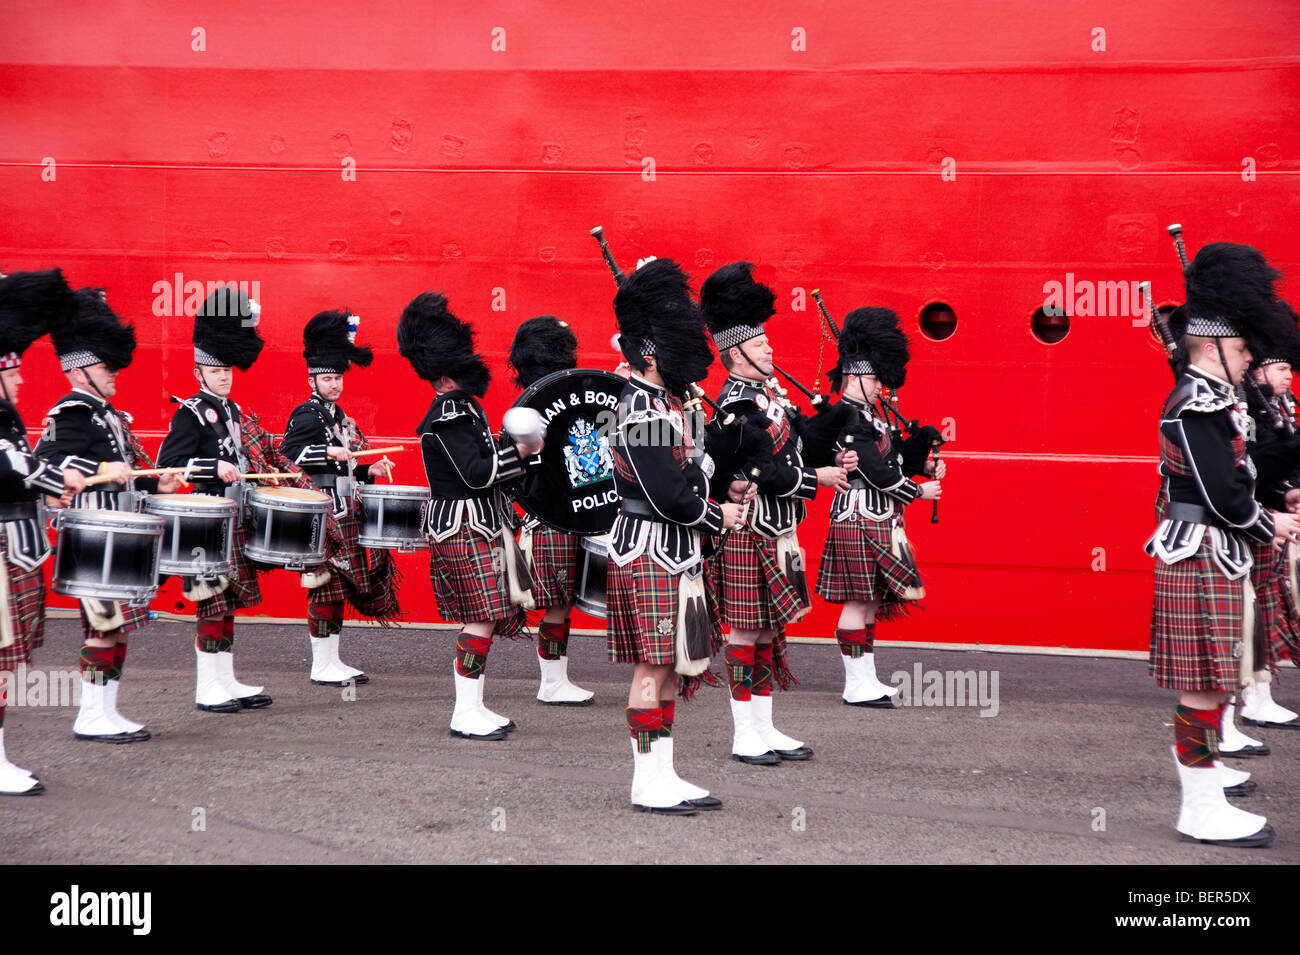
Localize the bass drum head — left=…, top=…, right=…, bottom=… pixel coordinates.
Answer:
left=512, top=368, right=624, bottom=536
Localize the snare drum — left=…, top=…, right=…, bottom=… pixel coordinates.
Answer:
left=358, top=484, right=430, bottom=552
left=52, top=508, right=165, bottom=606
left=244, top=486, right=331, bottom=570
left=573, top=533, right=610, bottom=619
left=143, top=493, right=236, bottom=579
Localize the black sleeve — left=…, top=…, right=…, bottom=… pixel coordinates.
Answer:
left=427, top=415, right=526, bottom=490
left=623, top=416, right=723, bottom=531
left=156, top=407, right=222, bottom=481
left=848, top=426, right=920, bottom=505
left=281, top=404, right=331, bottom=470
left=1172, top=410, right=1274, bottom=543
left=33, top=407, right=106, bottom=477
left=0, top=446, right=66, bottom=495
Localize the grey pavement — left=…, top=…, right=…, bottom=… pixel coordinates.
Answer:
left=4, top=616, right=1299, bottom=865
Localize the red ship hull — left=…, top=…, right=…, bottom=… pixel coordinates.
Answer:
left=3, top=0, right=1297, bottom=652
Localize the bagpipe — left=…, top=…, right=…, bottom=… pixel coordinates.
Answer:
left=807, top=288, right=948, bottom=523
left=589, top=227, right=772, bottom=502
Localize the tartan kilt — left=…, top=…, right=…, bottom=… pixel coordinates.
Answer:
left=0, top=533, right=46, bottom=669
left=1248, top=539, right=1300, bottom=669
left=308, top=506, right=400, bottom=621
left=79, top=602, right=149, bottom=641
left=713, top=527, right=807, bottom=629
left=428, top=524, right=520, bottom=628
left=1149, top=542, right=1249, bottom=692
left=815, top=516, right=919, bottom=620
left=606, top=552, right=721, bottom=666
left=196, top=522, right=262, bottom=619
left=527, top=524, right=579, bottom=609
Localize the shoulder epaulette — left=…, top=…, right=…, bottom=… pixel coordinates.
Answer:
left=1167, top=377, right=1234, bottom=417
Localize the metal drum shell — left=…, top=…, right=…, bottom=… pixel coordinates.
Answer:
left=358, top=483, right=430, bottom=552
left=244, top=486, right=331, bottom=570
left=573, top=532, right=611, bottom=619
left=143, top=493, right=237, bottom=579
left=52, top=507, right=165, bottom=606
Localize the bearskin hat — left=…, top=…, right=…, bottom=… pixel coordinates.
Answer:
left=508, top=315, right=577, bottom=389
left=0, top=269, right=77, bottom=367
left=1184, top=242, right=1283, bottom=357
left=1260, top=300, right=1300, bottom=368
left=613, top=258, right=713, bottom=397
left=303, top=309, right=374, bottom=375
left=699, top=261, right=775, bottom=352
left=396, top=292, right=491, bottom=398
left=831, top=306, right=910, bottom=392
left=49, top=287, right=137, bottom=372
left=194, top=284, right=264, bottom=370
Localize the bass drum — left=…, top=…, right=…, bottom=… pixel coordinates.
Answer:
left=511, top=368, right=624, bottom=536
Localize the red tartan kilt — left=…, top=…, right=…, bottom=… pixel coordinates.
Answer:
left=309, top=506, right=359, bottom=606
left=0, top=534, right=46, bottom=669
left=815, top=516, right=916, bottom=617
left=1248, top=539, right=1300, bottom=669
left=196, top=522, right=262, bottom=619
left=428, top=525, right=514, bottom=624
left=79, top=602, right=149, bottom=640
left=1149, top=543, right=1248, bottom=692
left=527, top=524, right=578, bottom=609
left=713, top=527, right=807, bottom=629
left=606, top=551, right=720, bottom=665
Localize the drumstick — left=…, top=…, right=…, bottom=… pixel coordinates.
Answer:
left=351, top=446, right=404, bottom=459
left=84, top=467, right=189, bottom=487
left=240, top=472, right=299, bottom=480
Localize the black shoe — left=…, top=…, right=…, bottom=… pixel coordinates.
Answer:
left=687, top=795, right=723, bottom=810
left=1181, top=824, right=1274, bottom=848
left=732, top=751, right=781, bottom=766
left=237, top=695, right=273, bottom=710
left=74, top=730, right=137, bottom=743
left=123, top=729, right=152, bottom=742
left=633, top=801, right=697, bottom=815
left=1220, top=743, right=1271, bottom=757
left=538, top=698, right=595, bottom=707
left=196, top=700, right=241, bottom=714
left=1224, top=780, right=1257, bottom=797
left=449, top=726, right=507, bottom=741
left=844, top=695, right=897, bottom=709
left=774, top=746, right=814, bottom=761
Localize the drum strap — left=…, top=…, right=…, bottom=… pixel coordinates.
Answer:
left=101, top=407, right=135, bottom=491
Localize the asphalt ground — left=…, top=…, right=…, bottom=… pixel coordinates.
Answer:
left=4, top=616, right=1300, bottom=865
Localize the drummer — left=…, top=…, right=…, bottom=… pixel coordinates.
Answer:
left=506, top=316, right=595, bottom=705
left=397, top=292, right=541, bottom=741
left=0, top=270, right=86, bottom=791
left=280, top=310, right=400, bottom=686
left=157, top=285, right=322, bottom=715
left=35, top=285, right=181, bottom=743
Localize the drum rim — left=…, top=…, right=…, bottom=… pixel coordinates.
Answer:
left=359, top=484, right=431, bottom=498
left=59, top=509, right=166, bottom=530
left=144, top=494, right=238, bottom=513
left=248, top=486, right=332, bottom=503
